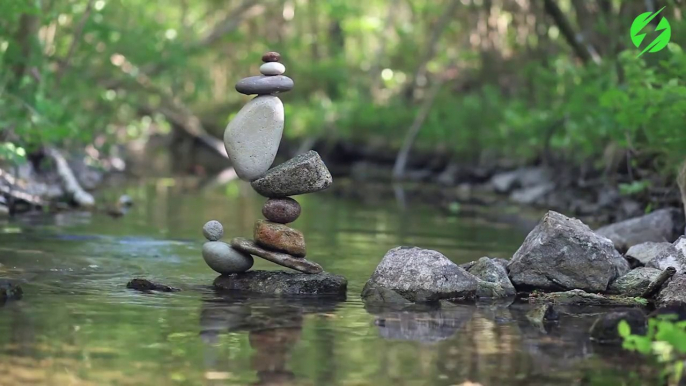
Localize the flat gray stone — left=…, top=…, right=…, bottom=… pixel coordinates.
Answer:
left=508, top=211, right=629, bottom=292
left=361, top=247, right=478, bottom=303
left=235, top=75, right=294, bottom=95
left=648, top=237, right=686, bottom=273
left=251, top=151, right=333, bottom=198
left=607, top=267, right=662, bottom=297
left=625, top=241, right=673, bottom=267
left=595, top=208, right=685, bottom=252
left=259, top=62, right=285, bottom=76
left=213, top=270, right=346, bottom=296
left=223, top=95, right=284, bottom=181
left=231, top=237, right=322, bottom=274
left=202, top=241, right=254, bottom=274
left=657, top=273, right=686, bottom=307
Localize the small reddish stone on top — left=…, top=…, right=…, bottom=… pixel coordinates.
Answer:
left=262, top=51, right=281, bottom=63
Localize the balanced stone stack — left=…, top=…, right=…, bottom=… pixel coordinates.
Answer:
left=201, top=52, right=334, bottom=278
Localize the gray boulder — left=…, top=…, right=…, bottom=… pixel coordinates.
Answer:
left=508, top=211, right=629, bottom=292
left=213, top=270, right=347, bottom=297
left=656, top=273, right=686, bottom=307
left=595, top=208, right=685, bottom=252
left=648, top=237, right=686, bottom=273
left=490, top=166, right=552, bottom=194
left=470, top=257, right=516, bottom=298
left=361, top=247, right=478, bottom=303
left=625, top=241, right=673, bottom=267
left=607, top=267, right=662, bottom=297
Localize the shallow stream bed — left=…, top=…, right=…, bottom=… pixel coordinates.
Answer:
left=0, top=179, right=659, bottom=385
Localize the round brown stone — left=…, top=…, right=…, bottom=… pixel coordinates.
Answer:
left=262, top=198, right=301, bottom=224
left=262, top=51, right=281, bottom=63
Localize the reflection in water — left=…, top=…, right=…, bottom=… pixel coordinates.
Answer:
left=200, top=293, right=343, bottom=385
left=0, top=179, right=667, bottom=385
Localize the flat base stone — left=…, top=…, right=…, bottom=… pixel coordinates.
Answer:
left=213, top=270, right=347, bottom=297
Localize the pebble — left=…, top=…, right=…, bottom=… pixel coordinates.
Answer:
left=223, top=95, right=284, bottom=181
left=254, top=219, right=306, bottom=257
left=262, top=51, right=281, bottom=62
left=231, top=237, right=322, bottom=274
left=202, top=241, right=254, bottom=274
left=251, top=150, right=333, bottom=198
left=235, top=75, right=294, bottom=95
left=259, top=62, right=286, bottom=76
left=262, top=198, right=301, bottom=223
left=203, top=220, right=224, bottom=241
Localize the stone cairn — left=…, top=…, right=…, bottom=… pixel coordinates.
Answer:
left=201, top=52, right=333, bottom=275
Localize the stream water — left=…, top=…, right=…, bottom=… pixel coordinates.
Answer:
left=0, top=178, right=660, bottom=385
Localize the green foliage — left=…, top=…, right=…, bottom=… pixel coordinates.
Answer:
left=0, top=0, right=684, bottom=174
left=620, top=315, right=686, bottom=384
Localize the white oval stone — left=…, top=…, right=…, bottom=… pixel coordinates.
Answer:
left=202, top=241, right=254, bottom=274
left=259, top=62, right=286, bottom=76
left=223, top=95, right=284, bottom=181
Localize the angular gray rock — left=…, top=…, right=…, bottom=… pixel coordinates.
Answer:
left=589, top=310, right=647, bottom=344
left=490, top=167, right=552, bottom=194
left=625, top=241, right=673, bottom=267
left=470, top=257, right=516, bottom=298
left=607, top=267, right=662, bottom=297
left=223, top=95, right=284, bottom=181
left=648, top=237, right=686, bottom=273
left=656, top=273, right=686, bottom=307
left=213, top=270, right=346, bottom=296
left=202, top=241, right=254, bottom=274
left=361, top=247, right=478, bottom=303
left=508, top=211, right=629, bottom=292
left=251, top=150, right=333, bottom=198
left=202, top=220, right=224, bottom=241
left=595, top=208, right=685, bottom=252
left=235, top=75, right=294, bottom=95
left=231, top=237, right=322, bottom=274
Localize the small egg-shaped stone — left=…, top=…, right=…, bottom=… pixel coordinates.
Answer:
left=202, top=241, right=254, bottom=274
left=262, top=51, right=281, bottom=62
left=203, top=220, right=224, bottom=241
left=262, top=198, right=301, bottom=223
left=260, top=62, right=286, bottom=76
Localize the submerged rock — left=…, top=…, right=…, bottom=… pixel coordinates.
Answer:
left=526, top=303, right=559, bottom=326
left=213, top=270, right=346, bottom=297
left=656, top=274, right=686, bottom=307
left=625, top=241, right=672, bottom=267
left=251, top=151, right=333, bottom=198
left=470, top=257, right=516, bottom=298
left=361, top=247, right=478, bottom=303
left=589, top=310, right=647, bottom=344
left=607, top=267, right=662, bottom=297
left=648, top=237, right=686, bottom=273
left=530, top=289, right=647, bottom=307
left=202, top=241, right=254, bottom=274
left=508, top=211, right=629, bottom=292
left=126, top=278, right=180, bottom=293
left=595, top=208, right=685, bottom=252
left=0, top=280, right=23, bottom=304
left=231, top=237, right=322, bottom=274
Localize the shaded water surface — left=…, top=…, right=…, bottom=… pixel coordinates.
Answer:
left=0, top=179, right=659, bottom=385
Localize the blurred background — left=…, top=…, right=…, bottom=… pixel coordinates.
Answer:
left=0, top=0, right=685, bottom=214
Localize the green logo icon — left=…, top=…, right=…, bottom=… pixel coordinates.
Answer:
left=630, top=6, right=671, bottom=57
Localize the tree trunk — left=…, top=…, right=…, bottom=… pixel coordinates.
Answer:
left=543, top=0, right=594, bottom=64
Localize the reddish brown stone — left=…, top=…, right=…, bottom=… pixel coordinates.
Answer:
left=262, top=198, right=301, bottom=224
left=262, top=51, right=281, bottom=63
left=254, top=220, right=306, bottom=257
